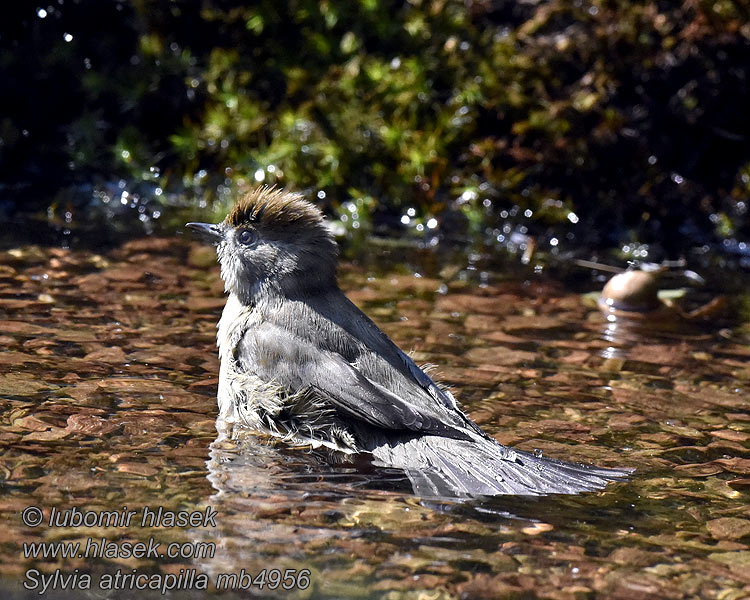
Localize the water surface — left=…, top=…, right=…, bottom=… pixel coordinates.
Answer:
left=1, top=234, right=749, bottom=599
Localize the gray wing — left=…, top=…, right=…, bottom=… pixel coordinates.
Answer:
left=264, top=291, right=475, bottom=415
left=236, top=321, right=472, bottom=440
left=322, top=294, right=461, bottom=412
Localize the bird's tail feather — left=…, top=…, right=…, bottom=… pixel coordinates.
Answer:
left=371, top=433, right=632, bottom=498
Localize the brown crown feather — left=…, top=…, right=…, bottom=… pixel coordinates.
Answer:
left=226, top=186, right=327, bottom=234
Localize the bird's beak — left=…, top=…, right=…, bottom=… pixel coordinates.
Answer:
left=186, top=222, right=223, bottom=242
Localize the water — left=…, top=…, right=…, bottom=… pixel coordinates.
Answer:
left=1, top=233, right=749, bottom=599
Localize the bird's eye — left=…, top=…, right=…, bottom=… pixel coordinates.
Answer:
left=237, top=229, right=257, bottom=246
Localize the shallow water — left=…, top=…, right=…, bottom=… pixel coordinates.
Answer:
left=1, top=234, right=749, bottom=599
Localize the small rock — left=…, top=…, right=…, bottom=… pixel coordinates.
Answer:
left=84, top=346, right=128, bottom=364
left=706, top=518, right=750, bottom=541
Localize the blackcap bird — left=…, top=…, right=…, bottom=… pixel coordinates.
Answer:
left=187, top=187, right=631, bottom=498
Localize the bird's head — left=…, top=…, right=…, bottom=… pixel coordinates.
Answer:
left=187, top=186, right=338, bottom=304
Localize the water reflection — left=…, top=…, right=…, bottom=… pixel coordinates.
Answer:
left=596, top=309, right=717, bottom=360
left=198, top=420, right=642, bottom=598
left=206, top=424, right=413, bottom=501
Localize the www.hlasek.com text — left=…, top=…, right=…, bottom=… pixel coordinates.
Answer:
left=24, top=536, right=215, bottom=560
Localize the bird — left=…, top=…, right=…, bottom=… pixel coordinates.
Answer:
left=187, top=186, right=632, bottom=499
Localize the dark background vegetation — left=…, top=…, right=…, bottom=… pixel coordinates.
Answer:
left=1, top=0, right=749, bottom=255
